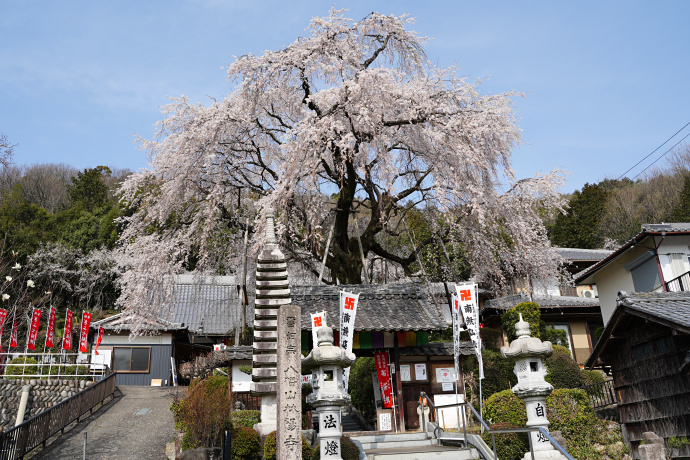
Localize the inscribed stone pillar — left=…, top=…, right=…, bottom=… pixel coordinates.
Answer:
left=277, top=305, right=302, bottom=460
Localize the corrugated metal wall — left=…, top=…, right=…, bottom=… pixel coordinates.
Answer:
left=115, top=344, right=173, bottom=386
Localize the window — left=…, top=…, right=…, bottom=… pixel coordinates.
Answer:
left=113, top=347, right=151, bottom=373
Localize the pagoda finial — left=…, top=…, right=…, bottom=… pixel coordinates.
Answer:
left=265, top=208, right=277, bottom=244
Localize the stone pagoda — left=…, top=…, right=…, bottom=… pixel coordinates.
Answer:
left=251, top=208, right=291, bottom=435
left=302, top=325, right=356, bottom=460
left=500, top=314, right=568, bottom=460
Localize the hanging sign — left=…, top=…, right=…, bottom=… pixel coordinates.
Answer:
left=27, top=309, right=42, bottom=350
left=79, top=311, right=92, bottom=353
left=62, top=310, right=73, bottom=350
left=374, top=351, right=393, bottom=408
left=94, top=327, right=104, bottom=355
left=451, top=293, right=465, bottom=378
left=339, top=290, right=359, bottom=390
left=9, top=308, right=17, bottom=348
left=45, top=306, right=57, bottom=348
left=310, top=310, right=327, bottom=346
left=456, top=283, right=483, bottom=379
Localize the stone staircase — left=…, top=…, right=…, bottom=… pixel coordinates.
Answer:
left=348, top=431, right=480, bottom=460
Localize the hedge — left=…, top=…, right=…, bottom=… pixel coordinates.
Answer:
left=263, top=431, right=314, bottom=459
left=230, top=426, right=261, bottom=460
left=311, top=436, right=360, bottom=460
left=544, top=345, right=583, bottom=389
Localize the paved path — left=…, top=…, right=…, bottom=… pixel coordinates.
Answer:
left=30, top=385, right=177, bottom=460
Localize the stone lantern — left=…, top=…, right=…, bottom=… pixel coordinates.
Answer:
left=500, top=314, right=567, bottom=460
left=302, top=325, right=356, bottom=460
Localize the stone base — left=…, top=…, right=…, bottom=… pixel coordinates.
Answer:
left=254, top=394, right=277, bottom=436
left=522, top=449, right=569, bottom=460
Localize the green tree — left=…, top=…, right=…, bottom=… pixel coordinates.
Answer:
left=672, top=175, right=690, bottom=222
left=501, top=302, right=541, bottom=342
left=550, top=183, right=608, bottom=249
left=68, top=166, right=110, bottom=211
left=0, top=184, right=54, bottom=255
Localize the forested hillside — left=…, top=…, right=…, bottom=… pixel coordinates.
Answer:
left=548, top=145, right=690, bottom=249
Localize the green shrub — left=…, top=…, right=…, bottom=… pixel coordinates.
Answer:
left=547, top=389, right=627, bottom=459
left=311, top=436, right=360, bottom=460
left=230, top=426, right=261, bottom=460
left=231, top=410, right=260, bottom=428
left=482, top=422, right=529, bottom=460
left=479, top=350, right=516, bottom=399
left=501, top=302, right=541, bottom=342
left=480, top=328, right=503, bottom=352
left=348, top=357, right=376, bottom=422
left=178, top=376, right=233, bottom=448
left=5, top=356, right=40, bottom=379
left=545, top=345, right=583, bottom=389
left=541, top=327, right=568, bottom=348
left=263, top=431, right=314, bottom=460
left=483, top=390, right=526, bottom=427
left=580, top=369, right=605, bottom=397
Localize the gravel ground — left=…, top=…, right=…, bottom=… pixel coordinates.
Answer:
left=30, top=385, right=178, bottom=460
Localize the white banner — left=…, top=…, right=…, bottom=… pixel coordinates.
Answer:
left=451, top=293, right=465, bottom=378
left=456, top=283, right=483, bottom=379
left=340, top=290, right=360, bottom=391
left=311, top=310, right=327, bottom=346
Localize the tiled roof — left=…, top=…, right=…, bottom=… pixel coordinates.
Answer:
left=92, top=312, right=185, bottom=332
left=399, top=341, right=476, bottom=356
left=168, top=276, right=240, bottom=335
left=586, top=290, right=690, bottom=367
left=484, top=293, right=599, bottom=310
left=554, top=248, right=612, bottom=262
left=575, top=223, right=690, bottom=283
left=616, top=291, right=690, bottom=330
left=291, top=283, right=447, bottom=332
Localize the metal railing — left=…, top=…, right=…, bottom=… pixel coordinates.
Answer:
left=0, top=366, right=116, bottom=459
left=419, top=392, right=574, bottom=460
left=0, top=352, right=108, bottom=380
left=665, top=271, right=690, bottom=292
left=577, top=378, right=617, bottom=409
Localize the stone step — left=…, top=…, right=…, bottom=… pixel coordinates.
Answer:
left=363, top=445, right=478, bottom=460
left=351, top=432, right=430, bottom=445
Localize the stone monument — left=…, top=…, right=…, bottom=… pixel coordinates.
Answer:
left=500, top=314, right=568, bottom=460
left=302, top=325, right=356, bottom=460
left=251, top=208, right=291, bottom=435
left=277, top=305, right=302, bottom=460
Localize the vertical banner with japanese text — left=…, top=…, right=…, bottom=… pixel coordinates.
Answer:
left=79, top=311, right=92, bottom=353
left=374, top=351, right=393, bottom=408
left=0, top=309, right=8, bottom=345
left=9, top=308, right=17, bottom=348
left=456, top=283, right=483, bottom=379
left=45, top=306, right=57, bottom=348
left=451, top=293, right=465, bottom=379
left=339, top=290, right=359, bottom=391
left=310, top=311, right=327, bottom=346
left=27, top=309, right=42, bottom=350
left=94, top=327, right=104, bottom=355
left=62, top=310, right=73, bottom=350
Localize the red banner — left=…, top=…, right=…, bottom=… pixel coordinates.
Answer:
left=9, top=309, right=17, bottom=348
left=79, top=312, right=92, bottom=353
left=62, top=310, right=73, bottom=351
left=45, top=306, right=57, bottom=348
left=0, top=309, right=7, bottom=345
left=374, top=351, right=393, bottom=408
left=94, top=327, right=104, bottom=355
left=27, top=309, right=42, bottom=350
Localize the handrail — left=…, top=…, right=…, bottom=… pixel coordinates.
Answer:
left=419, top=391, right=575, bottom=460
left=0, top=367, right=116, bottom=459
left=665, top=270, right=690, bottom=292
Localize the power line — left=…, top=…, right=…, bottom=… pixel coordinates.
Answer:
left=617, top=121, right=690, bottom=180
left=630, top=131, right=690, bottom=181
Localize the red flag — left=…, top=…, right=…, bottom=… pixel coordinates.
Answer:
left=94, top=327, right=104, bottom=355
left=45, top=306, right=57, bottom=348
left=27, top=309, right=42, bottom=350
left=0, top=308, right=7, bottom=345
left=374, top=351, right=394, bottom=409
left=62, top=310, right=73, bottom=351
left=79, top=312, right=92, bottom=353
left=9, top=309, right=17, bottom=348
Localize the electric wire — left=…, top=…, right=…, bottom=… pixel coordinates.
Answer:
left=617, top=121, right=690, bottom=180
left=630, top=131, right=690, bottom=181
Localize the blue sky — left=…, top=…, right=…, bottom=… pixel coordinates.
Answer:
left=1, top=1, right=689, bottom=193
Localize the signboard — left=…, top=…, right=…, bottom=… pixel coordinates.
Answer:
left=310, top=311, right=327, bottom=346
left=376, top=409, right=394, bottom=432
left=339, top=291, right=359, bottom=391
left=45, top=306, right=56, bottom=348
left=62, top=310, right=73, bottom=350
left=414, top=363, right=427, bottom=381
left=79, top=312, right=92, bottom=353
left=399, top=364, right=411, bottom=382
left=436, top=367, right=455, bottom=383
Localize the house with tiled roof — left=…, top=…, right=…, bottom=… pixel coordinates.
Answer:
left=586, top=291, right=690, bottom=458
left=575, top=223, right=690, bottom=325
left=481, top=247, right=611, bottom=364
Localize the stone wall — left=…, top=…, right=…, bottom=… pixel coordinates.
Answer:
left=0, top=378, right=94, bottom=431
